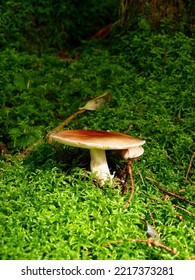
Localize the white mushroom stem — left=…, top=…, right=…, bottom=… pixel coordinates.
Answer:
left=90, top=149, right=112, bottom=186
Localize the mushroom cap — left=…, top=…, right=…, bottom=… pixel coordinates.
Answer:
left=49, top=130, right=145, bottom=150
left=121, top=146, right=145, bottom=159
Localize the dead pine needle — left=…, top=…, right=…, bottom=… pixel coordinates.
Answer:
left=137, top=169, right=145, bottom=185
left=185, top=149, right=195, bottom=181
left=103, top=238, right=177, bottom=255
left=145, top=176, right=195, bottom=206
left=173, top=204, right=195, bottom=218
left=122, top=160, right=135, bottom=208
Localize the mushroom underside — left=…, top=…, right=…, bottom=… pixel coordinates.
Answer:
left=121, top=146, right=144, bottom=159
left=89, top=146, right=144, bottom=185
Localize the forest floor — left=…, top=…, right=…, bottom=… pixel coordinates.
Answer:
left=0, top=23, right=195, bottom=259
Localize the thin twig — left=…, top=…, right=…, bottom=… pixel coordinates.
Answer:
left=185, top=149, right=195, bottom=181
left=147, top=206, right=156, bottom=228
left=122, top=160, right=135, bottom=208
left=137, top=169, right=145, bottom=185
left=17, top=110, right=86, bottom=159
left=164, top=152, right=177, bottom=164
left=103, top=238, right=176, bottom=255
left=145, top=177, right=195, bottom=206
left=19, top=137, right=44, bottom=156
left=174, top=213, right=184, bottom=221
left=47, top=109, right=85, bottom=136
left=17, top=91, right=112, bottom=159
left=172, top=204, right=195, bottom=217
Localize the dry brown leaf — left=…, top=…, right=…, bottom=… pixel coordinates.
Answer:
left=79, top=91, right=112, bottom=111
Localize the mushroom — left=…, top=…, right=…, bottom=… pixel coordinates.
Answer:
left=120, top=146, right=145, bottom=160
left=49, top=130, right=145, bottom=185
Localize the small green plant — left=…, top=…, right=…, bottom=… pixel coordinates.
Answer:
left=0, top=18, right=194, bottom=260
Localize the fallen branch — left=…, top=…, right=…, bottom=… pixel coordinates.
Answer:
left=145, top=177, right=195, bottom=206
left=49, top=90, right=112, bottom=135
left=17, top=91, right=112, bottom=159
left=19, top=137, right=44, bottom=157
left=122, top=160, right=135, bottom=208
left=19, top=109, right=85, bottom=157
left=185, top=149, right=195, bottom=181
left=103, top=238, right=176, bottom=255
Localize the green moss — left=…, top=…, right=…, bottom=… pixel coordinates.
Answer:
left=0, top=28, right=194, bottom=260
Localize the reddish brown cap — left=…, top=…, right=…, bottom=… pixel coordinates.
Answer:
left=49, top=130, right=145, bottom=150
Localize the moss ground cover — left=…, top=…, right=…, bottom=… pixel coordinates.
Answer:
left=0, top=23, right=195, bottom=259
